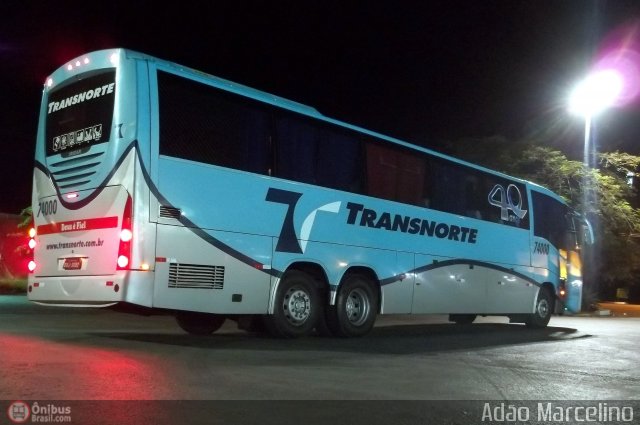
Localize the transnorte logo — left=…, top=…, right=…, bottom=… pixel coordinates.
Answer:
left=346, top=202, right=478, bottom=243
left=267, top=188, right=479, bottom=254
left=48, top=83, right=115, bottom=114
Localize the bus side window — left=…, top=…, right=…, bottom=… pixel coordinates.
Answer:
left=463, top=176, right=482, bottom=219
left=532, top=191, right=567, bottom=248
left=365, top=142, right=424, bottom=206
left=396, top=151, right=425, bottom=206
left=239, top=108, right=271, bottom=175
left=316, top=128, right=363, bottom=194
left=430, top=161, right=466, bottom=216
left=274, top=114, right=365, bottom=194
left=274, top=115, right=318, bottom=184
left=157, top=71, right=270, bottom=175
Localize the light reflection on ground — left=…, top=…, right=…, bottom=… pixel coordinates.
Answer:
left=0, top=333, right=174, bottom=400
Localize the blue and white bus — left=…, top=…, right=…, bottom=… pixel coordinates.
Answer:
left=28, top=48, right=592, bottom=338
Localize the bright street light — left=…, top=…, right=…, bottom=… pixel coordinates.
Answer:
left=569, top=69, right=623, bottom=167
left=569, top=69, right=623, bottom=118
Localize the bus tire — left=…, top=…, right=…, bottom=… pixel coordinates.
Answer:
left=449, top=314, right=477, bottom=324
left=264, top=270, right=320, bottom=338
left=315, top=305, right=336, bottom=337
left=175, top=311, right=226, bottom=335
left=525, top=287, right=553, bottom=328
left=326, top=274, right=378, bottom=337
left=554, top=297, right=565, bottom=315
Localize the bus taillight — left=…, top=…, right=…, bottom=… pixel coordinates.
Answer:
left=120, top=229, right=133, bottom=242
left=117, top=196, right=133, bottom=270
left=117, top=255, right=129, bottom=269
left=27, top=227, right=36, bottom=273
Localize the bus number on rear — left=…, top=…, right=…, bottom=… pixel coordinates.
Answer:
left=37, top=200, right=58, bottom=217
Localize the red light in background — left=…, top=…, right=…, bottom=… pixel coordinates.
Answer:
left=0, top=334, right=172, bottom=399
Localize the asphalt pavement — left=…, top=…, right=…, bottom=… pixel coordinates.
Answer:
left=1, top=294, right=639, bottom=424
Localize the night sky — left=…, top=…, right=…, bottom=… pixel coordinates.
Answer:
left=2, top=1, right=640, bottom=214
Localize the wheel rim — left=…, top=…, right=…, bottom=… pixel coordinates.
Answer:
left=283, top=287, right=311, bottom=326
left=536, top=298, right=549, bottom=318
left=345, top=288, right=370, bottom=326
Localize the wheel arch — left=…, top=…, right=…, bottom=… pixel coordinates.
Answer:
left=268, top=261, right=330, bottom=314
left=337, top=266, right=381, bottom=313
left=539, top=281, right=556, bottom=312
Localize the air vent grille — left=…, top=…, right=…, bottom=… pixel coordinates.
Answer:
left=168, top=263, right=224, bottom=289
left=160, top=205, right=182, bottom=219
left=49, top=152, right=104, bottom=190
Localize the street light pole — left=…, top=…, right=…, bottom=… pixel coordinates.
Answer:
left=583, top=114, right=592, bottom=167
left=568, top=69, right=623, bottom=311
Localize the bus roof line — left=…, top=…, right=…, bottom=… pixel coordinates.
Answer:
left=120, top=48, right=540, bottom=188
left=62, top=48, right=547, bottom=193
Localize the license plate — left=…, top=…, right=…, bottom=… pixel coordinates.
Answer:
left=63, top=257, right=83, bottom=270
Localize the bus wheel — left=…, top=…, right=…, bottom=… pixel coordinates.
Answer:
left=449, top=314, right=477, bottom=324
left=264, top=270, right=320, bottom=338
left=314, top=294, right=336, bottom=337
left=175, top=311, right=226, bottom=335
left=525, top=288, right=553, bottom=328
left=327, top=274, right=378, bottom=337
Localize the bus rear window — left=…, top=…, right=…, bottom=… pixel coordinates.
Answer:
left=45, top=70, right=115, bottom=156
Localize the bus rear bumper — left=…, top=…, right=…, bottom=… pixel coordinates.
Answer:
left=27, top=275, right=126, bottom=305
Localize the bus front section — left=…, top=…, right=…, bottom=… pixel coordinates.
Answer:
left=28, top=49, right=153, bottom=307
left=558, top=213, right=594, bottom=314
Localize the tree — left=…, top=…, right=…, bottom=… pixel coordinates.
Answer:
left=17, top=206, right=33, bottom=230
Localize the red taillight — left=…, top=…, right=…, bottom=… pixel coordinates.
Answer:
left=120, top=229, right=133, bottom=242
left=27, top=227, right=36, bottom=273
left=117, top=255, right=129, bottom=268
left=117, top=196, right=133, bottom=270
